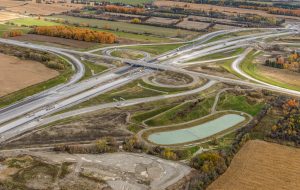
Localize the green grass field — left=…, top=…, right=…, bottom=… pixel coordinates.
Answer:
left=217, top=93, right=265, bottom=116
left=145, top=97, right=215, bottom=126
left=81, top=61, right=108, bottom=81
left=206, top=29, right=263, bottom=43
left=131, top=105, right=175, bottom=123
left=219, top=58, right=246, bottom=79
left=0, top=24, right=29, bottom=36
left=10, top=18, right=61, bottom=27
left=127, top=43, right=185, bottom=55
left=189, top=48, right=244, bottom=62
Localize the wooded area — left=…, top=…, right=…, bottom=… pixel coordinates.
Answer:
left=31, top=26, right=117, bottom=44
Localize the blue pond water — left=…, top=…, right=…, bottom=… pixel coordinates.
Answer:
left=148, top=114, right=245, bottom=145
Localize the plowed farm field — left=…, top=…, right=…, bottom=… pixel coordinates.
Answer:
left=154, top=1, right=300, bottom=20
left=0, top=53, right=58, bottom=96
left=208, top=140, right=300, bottom=190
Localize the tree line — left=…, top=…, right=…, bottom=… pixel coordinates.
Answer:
left=101, top=5, right=144, bottom=14
left=31, top=26, right=117, bottom=44
left=2, top=30, right=23, bottom=38
left=0, top=44, right=68, bottom=71
left=270, top=99, right=300, bottom=146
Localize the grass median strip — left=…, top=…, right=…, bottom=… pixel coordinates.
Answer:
left=127, top=43, right=185, bottom=55
left=81, top=61, right=108, bottom=81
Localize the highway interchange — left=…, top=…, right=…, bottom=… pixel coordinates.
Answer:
left=0, top=24, right=299, bottom=143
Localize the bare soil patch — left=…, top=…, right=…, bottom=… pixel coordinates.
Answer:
left=5, top=110, right=131, bottom=147
left=5, top=2, right=83, bottom=16
left=11, top=34, right=99, bottom=49
left=0, top=11, right=24, bottom=22
left=0, top=53, right=58, bottom=97
left=208, top=140, right=300, bottom=190
left=0, top=0, right=26, bottom=9
left=145, top=17, right=178, bottom=25
left=176, top=19, right=210, bottom=30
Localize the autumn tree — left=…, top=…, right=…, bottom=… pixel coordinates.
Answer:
left=131, top=18, right=141, bottom=24
left=31, top=26, right=116, bottom=44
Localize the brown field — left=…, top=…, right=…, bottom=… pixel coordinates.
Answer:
left=154, top=1, right=300, bottom=20
left=258, top=65, right=300, bottom=88
left=3, top=1, right=83, bottom=16
left=0, top=53, right=58, bottom=96
left=214, top=24, right=241, bottom=30
left=208, top=140, right=300, bottom=190
left=255, top=55, right=300, bottom=89
left=176, top=19, right=210, bottom=30
left=0, top=0, right=26, bottom=8
left=11, top=34, right=100, bottom=49
left=145, top=17, right=178, bottom=25
left=0, top=11, right=24, bottom=22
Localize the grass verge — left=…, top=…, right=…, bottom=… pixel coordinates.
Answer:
left=145, top=97, right=215, bottom=126
left=240, top=51, right=300, bottom=92
left=217, top=93, right=265, bottom=116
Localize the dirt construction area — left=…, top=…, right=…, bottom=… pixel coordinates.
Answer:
left=0, top=53, right=58, bottom=97
left=208, top=140, right=300, bottom=190
left=0, top=151, right=191, bottom=190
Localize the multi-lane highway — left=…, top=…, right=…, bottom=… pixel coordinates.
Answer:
left=0, top=24, right=299, bottom=143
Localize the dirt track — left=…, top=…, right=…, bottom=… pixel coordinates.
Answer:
left=0, top=53, right=58, bottom=96
left=208, top=140, right=300, bottom=190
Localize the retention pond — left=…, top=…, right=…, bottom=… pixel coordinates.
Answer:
left=148, top=113, right=246, bottom=145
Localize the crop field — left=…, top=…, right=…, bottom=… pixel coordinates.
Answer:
left=5, top=2, right=83, bottom=16
left=154, top=1, right=300, bottom=20
left=176, top=20, right=210, bottom=30
left=50, top=15, right=198, bottom=40
left=0, top=53, right=58, bottom=97
left=145, top=17, right=178, bottom=25
left=10, top=17, right=61, bottom=26
left=95, top=0, right=154, bottom=5
left=208, top=140, right=300, bottom=190
left=241, top=51, right=300, bottom=92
